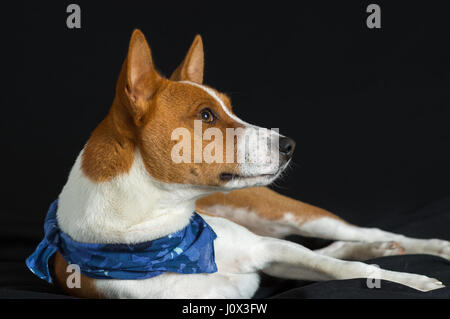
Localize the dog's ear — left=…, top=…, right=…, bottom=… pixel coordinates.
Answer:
left=124, top=29, right=162, bottom=125
left=170, top=35, right=204, bottom=84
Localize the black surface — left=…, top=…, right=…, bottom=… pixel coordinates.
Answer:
left=1, top=195, right=450, bottom=299
left=1, top=1, right=450, bottom=299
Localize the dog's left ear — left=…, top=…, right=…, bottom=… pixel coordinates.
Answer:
left=170, top=35, right=204, bottom=84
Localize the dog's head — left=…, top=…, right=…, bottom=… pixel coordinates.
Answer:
left=83, top=30, right=295, bottom=191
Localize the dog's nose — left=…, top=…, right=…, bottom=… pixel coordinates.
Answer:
left=279, top=137, right=296, bottom=158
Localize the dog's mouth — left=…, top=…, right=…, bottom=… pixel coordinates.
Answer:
left=219, top=160, right=291, bottom=183
left=219, top=172, right=278, bottom=182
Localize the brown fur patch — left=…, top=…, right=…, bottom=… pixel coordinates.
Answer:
left=81, top=112, right=135, bottom=182
left=196, top=187, right=345, bottom=224
left=54, top=251, right=104, bottom=299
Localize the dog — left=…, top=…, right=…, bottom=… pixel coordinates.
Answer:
left=27, top=29, right=449, bottom=298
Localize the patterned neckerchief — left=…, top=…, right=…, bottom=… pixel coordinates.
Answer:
left=26, top=200, right=218, bottom=283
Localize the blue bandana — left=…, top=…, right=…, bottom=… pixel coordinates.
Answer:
left=26, top=200, right=218, bottom=283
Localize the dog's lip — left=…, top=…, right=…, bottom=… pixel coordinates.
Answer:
left=219, top=172, right=277, bottom=181
left=220, top=160, right=291, bottom=182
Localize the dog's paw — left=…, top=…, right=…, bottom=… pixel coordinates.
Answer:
left=379, top=267, right=446, bottom=292
left=398, top=274, right=445, bottom=292
left=426, top=239, right=450, bottom=260
left=400, top=238, right=450, bottom=260
left=371, top=241, right=405, bottom=257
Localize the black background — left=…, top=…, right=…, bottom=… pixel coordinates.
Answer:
left=3, top=1, right=450, bottom=232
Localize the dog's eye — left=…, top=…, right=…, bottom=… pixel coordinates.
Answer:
left=199, top=108, right=215, bottom=123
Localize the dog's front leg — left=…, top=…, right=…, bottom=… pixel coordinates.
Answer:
left=258, top=237, right=445, bottom=292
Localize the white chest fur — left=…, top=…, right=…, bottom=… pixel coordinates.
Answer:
left=57, top=149, right=263, bottom=298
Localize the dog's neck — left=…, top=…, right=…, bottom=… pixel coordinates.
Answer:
left=57, top=149, right=209, bottom=244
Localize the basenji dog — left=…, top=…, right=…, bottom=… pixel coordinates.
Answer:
left=37, top=30, right=449, bottom=298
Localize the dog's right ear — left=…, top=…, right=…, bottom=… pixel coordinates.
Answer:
left=123, top=29, right=162, bottom=126
left=170, top=35, right=204, bottom=84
